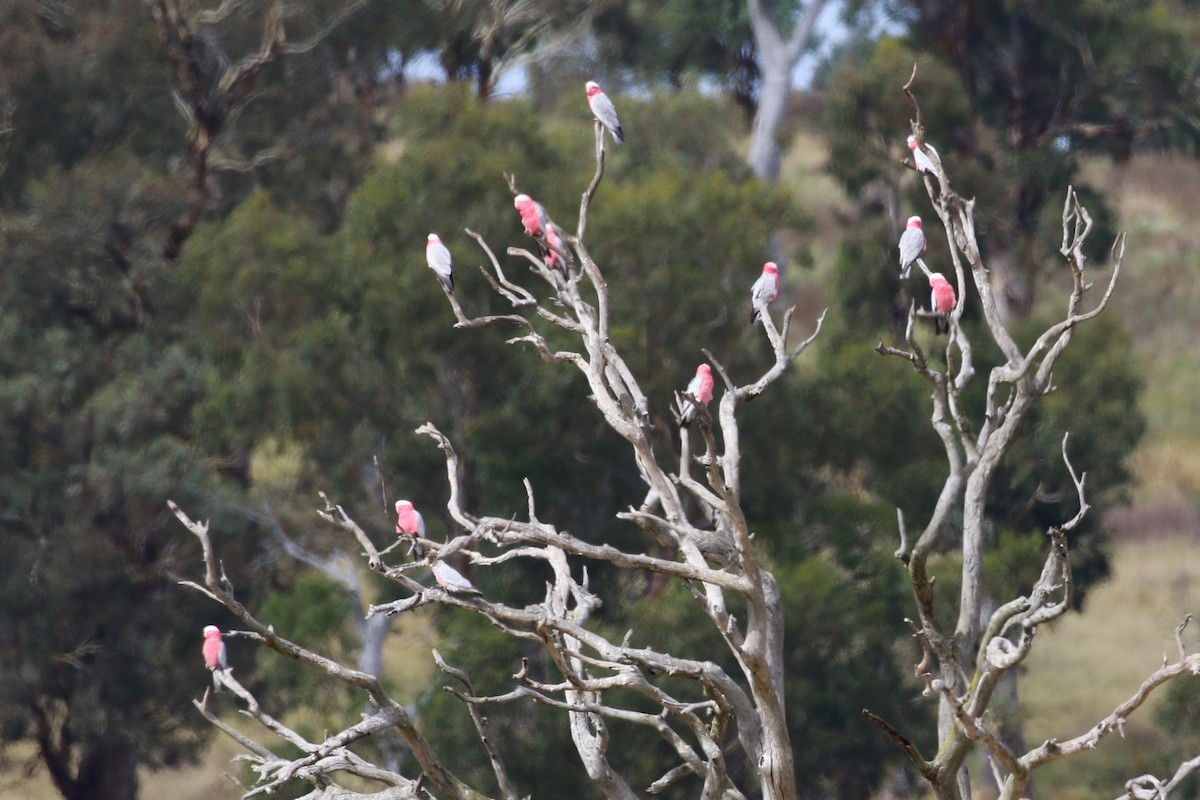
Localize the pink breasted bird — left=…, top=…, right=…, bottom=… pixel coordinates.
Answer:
left=907, top=135, right=941, bottom=174
left=431, top=560, right=481, bottom=595
left=585, top=81, right=624, bottom=145
left=426, top=234, right=454, bottom=294
left=395, top=499, right=426, bottom=559
left=202, top=625, right=228, bottom=692
left=679, top=363, right=715, bottom=427
left=929, top=272, right=956, bottom=334
left=750, top=262, right=780, bottom=324
left=514, top=194, right=549, bottom=238
left=395, top=500, right=426, bottom=538
left=898, top=216, right=926, bottom=280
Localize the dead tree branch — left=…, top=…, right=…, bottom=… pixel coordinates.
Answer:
left=867, top=77, right=1196, bottom=800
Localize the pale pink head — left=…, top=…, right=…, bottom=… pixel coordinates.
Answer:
left=929, top=272, right=947, bottom=287
left=696, top=364, right=711, bottom=377
left=586, top=80, right=602, bottom=97
left=513, top=194, right=530, bottom=208
left=203, top=625, right=221, bottom=639
left=907, top=135, right=919, bottom=151
left=906, top=216, right=922, bottom=229
left=763, top=262, right=778, bottom=275
left=427, top=233, right=441, bottom=245
left=395, top=500, right=413, bottom=514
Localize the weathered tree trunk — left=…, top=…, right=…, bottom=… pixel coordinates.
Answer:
left=745, top=0, right=830, bottom=182
left=748, top=68, right=790, bottom=181
left=69, top=737, right=140, bottom=800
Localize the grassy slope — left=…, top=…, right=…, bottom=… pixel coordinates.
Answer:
left=1016, top=155, right=1200, bottom=798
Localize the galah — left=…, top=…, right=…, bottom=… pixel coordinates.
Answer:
left=585, top=81, right=624, bottom=145
left=544, top=221, right=570, bottom=273
left=907, top=135, right=941, bottom=174
left=202, top=625, right=228, bottom=692
left=514, top=194, right=549, bottom=238
left=426, top=233, right=454, bottom=294
left=431, top=560, right=481, bottom=596
left=395, top=499, right=426, bottom=538
left=395, top=499, right=426, bottom=559
left=750, top=262, right=780, bottom=324
left=929, top=272, right=956, bottom=334
left=898, top=216, right=926, bottom=280
left=679, top=363, right=715, bottom=427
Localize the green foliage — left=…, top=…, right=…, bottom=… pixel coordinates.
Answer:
left=822, top=38, right=970, bottom=197
left=826, top=1, right=1196, bottom=308
left=772, top=496, right=935, bottom=796
left=0, top=152, right=255, bottom=796
left=901, top=0, right=1200, bottom=157
left=593, top=0, right=753, bottom=91
left=0, top=0, right=178, bottom=204
left=258, top=575, right=359, bottom=728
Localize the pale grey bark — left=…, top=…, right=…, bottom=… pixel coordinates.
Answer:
left=746, top=0, right=831, bottom=181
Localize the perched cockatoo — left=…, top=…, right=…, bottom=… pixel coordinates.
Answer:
left=585, top=81, right=624, bottom=145
left=907, top=135, right=940, bottom=174
left=898, top=216, right=926, bottom=280
left=929, top=272, right=956, bottom=334
left=395, top=499, right=426, bottom=559
left=513, top=194, right=549, bottom=238
left=544, top=221, right=570, bottom=273
left=426, top=233, right=454, bottom=294
left=202, top=625, right=228, bottom=692
left=750, top=262, right=780, bottom=324
left=679, top=363, right=715, bottom=427
left=431, top=560, right=481, bottom=595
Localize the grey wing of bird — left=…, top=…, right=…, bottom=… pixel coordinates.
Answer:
left=593, top=95, right=624, bottom=144
left=429, top=246, right=454, bottom=293
left=898, top=230, right=922, bottom=279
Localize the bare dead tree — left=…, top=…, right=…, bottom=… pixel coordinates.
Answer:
left=865, top=81, right=1200, bottom=800
left=171, top=122, right=825, bottom=799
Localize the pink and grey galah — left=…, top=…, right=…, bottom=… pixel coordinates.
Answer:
left=395, top=499, right=426, bottom=559
left=426, top=233, right=454, bottom=294
left=929, top=272, right=956, bottom=334
left=202, top=625, right=228, bottom=692
left=907, top=135, right=941, bottom=174
left=585, top=81, right=624, bottom=145
left=395, top=500, right=426, bottom=538
left=750, top=262, right=780, bottom=324
left=431, top=560, right=481, bottom=595
left=513, top=194, right=549, bottom=238
left=898, top=216, right=926, bottom=280
left=679, top=363, right=715, bottom=427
